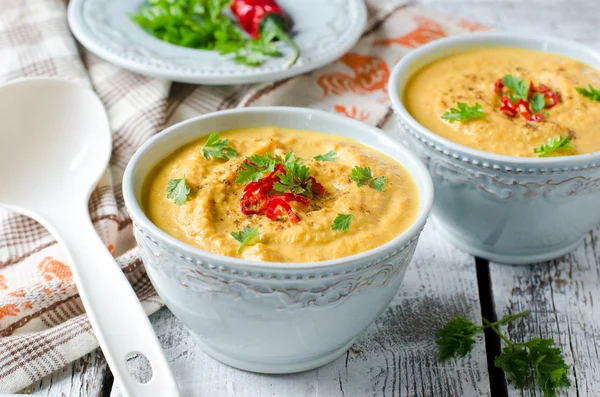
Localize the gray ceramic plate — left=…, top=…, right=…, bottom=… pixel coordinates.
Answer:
left=68, top=0, right=367, bottom=84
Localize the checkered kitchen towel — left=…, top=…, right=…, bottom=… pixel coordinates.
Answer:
left=0, top=0, right=488, bottom=392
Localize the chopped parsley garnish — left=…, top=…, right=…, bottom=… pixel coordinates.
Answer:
left=502, top=74, right=530, bottom=101
left=437, top=311, right=570, bottom=397
left=350, top=166, right=386, bottom=191
left=575, top=83, right=600, bottom=102
left=130, top=0, right=285, bottom=67
left=533, top=136, right=574, bottom=157
left=273, top=162, right=313, bottom=196
left=202, top=132, right=237, bottom=160
left=530, top=93, right=546, bottom=113
left=235, top=152, right=300, bottom=185
left=314, top=150, right=338, bottom=162
left=331, top=214, right=353, bottom=231
left=166, top=176, right=190, bottom=206
left=441, top=102, right=485, bottom=123
left=230, top=226, right=260, bottom=253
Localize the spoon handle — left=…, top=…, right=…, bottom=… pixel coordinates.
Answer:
left=46, top=210, right=180, bottom=397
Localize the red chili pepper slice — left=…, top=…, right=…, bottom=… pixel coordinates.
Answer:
left=230, top=0, right=300, bottom=67
left=492, top=79, right=504, bottom=95
left=281, top=193, right=310, bottom=206
left=516, top=99, right=532, bottom=119
left=535, top=84, right=550, bottom=93
left=266, top=196, right=300, bottom=223
left=308, top=176, right=325, bottom=196
left=529, top=113, right=546, bottom=122
left=499, top=96, right=518, bottom=117
left=240, top=189, right=270, bottom=215
left=544, top=91, right=560, bottom=108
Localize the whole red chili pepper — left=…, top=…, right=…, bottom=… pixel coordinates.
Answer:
left=230, top=0, right=300, bottom=67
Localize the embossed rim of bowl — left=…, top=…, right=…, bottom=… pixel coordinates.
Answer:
left=389, top=32, right=600, bottom=169
left=122, top=106, right=434, bottom=270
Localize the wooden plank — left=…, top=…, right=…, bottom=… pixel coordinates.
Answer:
left=111, top=222, right=490, bottom=397
left=489, top=225, right=600, bottom=396
left=21, top=350, right=109, bottom=397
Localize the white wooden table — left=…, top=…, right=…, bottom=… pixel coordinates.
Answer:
left=22, top=1, right=600, bottom=396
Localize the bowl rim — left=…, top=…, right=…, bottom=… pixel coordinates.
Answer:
left=389, top=31, right=600, bottom=168
left=122, top=106, right=434, bottom=271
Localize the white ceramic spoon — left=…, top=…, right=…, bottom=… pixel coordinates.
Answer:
left=0, top=78, right=179, bottom=397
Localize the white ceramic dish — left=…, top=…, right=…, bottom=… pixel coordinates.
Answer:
left=389, top=32, right=600, bottom=264
left=67, top=0, right=366, bottom=85
left=123, top=107, right=434, bottom=374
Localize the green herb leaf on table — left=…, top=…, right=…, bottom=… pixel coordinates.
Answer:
left=230, top=226, right=260, bottom=253
left=166, top=176, right=190, bottom=206
left=350, top=165, right=387, bottom=191
left=435, top=316, right=480, bottom=362
left=437, top=311, right=570, bottom=397
left=331, top=214, right=353, bottom=231
left=314, top=150, right=338, bottom=162
left=202, top=132, right=237, bottom=160
left=533, top=136, right=574, bottom=157
left=502, top=74, right=530, bottom=101
left=273, top=162, right=313, bottom=197
left=575, top=83, right=600, bottom=102
left=441, top=102, right=485, bottom=123
left=530, top=93, right=546, bottom=113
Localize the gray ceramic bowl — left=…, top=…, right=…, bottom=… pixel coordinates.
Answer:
left=123, top=107, right=433, bottom=374
left=389, top=32, right=600, bottom=264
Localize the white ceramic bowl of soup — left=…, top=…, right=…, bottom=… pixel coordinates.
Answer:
left=389, top=32, right=600, bottom=264
left=123, top=107, right=434, bottom=374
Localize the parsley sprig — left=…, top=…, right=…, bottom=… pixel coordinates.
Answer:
left=235, top=152, right=300, bottom=185
left=437, top=311, right=570, bottom=397
left=166, top=176, right=190, bottom=206
left=503, top=74, right=530, bottom=102
left=230, top=226, right=260, bottom=253
left=273, top=162, right=313, bottom=196
left=202, top=132, right=237, bottom=160
left=533, top=136, right=574, bottom=157
left=314, top=150, right=338, bottom=162
left=331, top=214, right=353, bottom=231
left=441, top=102, right=484, bottom=123
left=130, top=0, right=286, bottom=67
left=350, top=166, right=386, bottom=191
left=575, top=83, right=600, bottom=102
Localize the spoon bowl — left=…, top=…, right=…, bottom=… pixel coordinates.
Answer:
left=0, top=78, right=179, bottom=397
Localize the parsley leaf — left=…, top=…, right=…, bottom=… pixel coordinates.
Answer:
left=235, top=152, right=302, bottom=185
left=525, top=339, right=571, bottom=396
left=369, top=176, right=387, bottom=192
left=350, top=166, right=387, bottom=191
left=502, top=74, right=530, bottom=101
left=495, top=345, right=531, bottom=388
left=166, top=176, right=190, bottom=206
left=437, top=311, right=570, bottom=397
left=533, top=136, right=574, bottom=157
left=530, top=93, right=546, bottom=113
left=314, top=150, right=338, bottom=162
left=273, top=162, right=312, bottom=196
left=202, top=132, right=237, bottom=160
left=435, top=316, right=480, bottom=362
left=441, top=102, right=485, bottom=123
left=331, top=214, right=353, bottom=231
left=575, top=83, right=600, bottom=102
left=350, top=166, right=372, bottom=187
left=230, top=226, right=260, bottom=253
